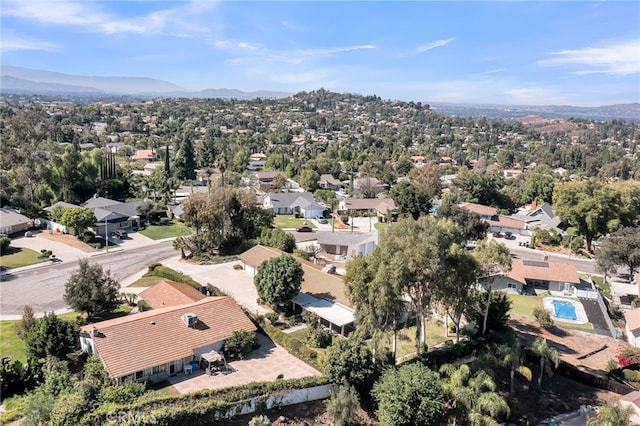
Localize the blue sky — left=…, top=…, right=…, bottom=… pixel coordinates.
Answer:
left=2, top=0, right=639, bottom=106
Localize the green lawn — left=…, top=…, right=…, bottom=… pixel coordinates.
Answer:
left=273, top=215, right=317, bottom=229
left=374, top=222, right=390, bottom=231
left=0, top=306, right=132, bottom=364
left=376, top=319, right=450, bottom=360
left=508, top=294, right=544, bottom=319
left=127, top=276, right=167, bottom=288
left=0, top=247, right=47, bottom=269
left=591, top=275, right=611, bottom=299
left=138, top=220, right=193, bottom=240
left=0, top=320, right=27, bottom=363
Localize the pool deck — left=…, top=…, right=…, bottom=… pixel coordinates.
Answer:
left=543, top=296, right=589, bottom=324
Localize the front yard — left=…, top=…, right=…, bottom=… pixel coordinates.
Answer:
left=138, top=219, right=193, bottom=240
left=273, top=215, right=317, bottom=229
left=0, top=247, right=47, bottom=269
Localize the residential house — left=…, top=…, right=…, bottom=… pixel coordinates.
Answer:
left=262, top=192, right=325, bottom=219
left=81, top=197, right=143, bottom=236
left=352, top=177, right=386, bottom=197
left=0, top=208, right=32, bottom=235
left=79, top=296, right=256, bottom=384
left=317, top=231, right=378, bottom=261
left=254, top=171, right=286, bottom=191
left=512, top=202, right=564, bottom=233
left=458, top=202, right=529, bottom=236
left=492, top=258, right=580, bottom=294
left=78, top=143, right=97, bottom=152
left=139, top=280, right=206, bottom=309
left=339, top=198, right=397, bottom=221
left=130, top=149, right=159, bottom=162
left=43, top=201, right=80, bottom=233
left=410, top=155, right=425, bottom=166
left=317, top=174, right=342, bottom=191
left=503, top=169, right=523, bottom=179
left=237, top=245, right=355, bottom=335
left=624, top=308, right=640, bottom=348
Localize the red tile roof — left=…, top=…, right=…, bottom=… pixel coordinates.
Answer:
left=139, top=280, right=206, bottom=309
left=458, top=202, right=498, bottom=217
left=80, top=297, right=256, bottom=379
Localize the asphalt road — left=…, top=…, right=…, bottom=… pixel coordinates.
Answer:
left=0, top=241, right=176, bottom=318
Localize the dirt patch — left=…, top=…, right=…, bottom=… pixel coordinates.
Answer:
left=37, top=232, right=95, bottom=253
left=510, top=314, right=627, bottom=372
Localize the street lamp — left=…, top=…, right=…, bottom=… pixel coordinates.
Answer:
left=104, top=213, right=111, bottom=253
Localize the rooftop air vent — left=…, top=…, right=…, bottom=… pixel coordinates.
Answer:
left=182, top=313, right=198, bottom=328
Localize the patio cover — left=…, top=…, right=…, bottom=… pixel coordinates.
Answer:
left=201, top=350, right=224, bottom=363
left=293, top=292, right=355, bottom=327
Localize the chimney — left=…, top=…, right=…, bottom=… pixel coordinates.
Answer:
left=92, top=327, right=99, bottom=337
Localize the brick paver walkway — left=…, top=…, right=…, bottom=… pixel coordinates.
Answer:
left=168, top=334, right=320, bottom=394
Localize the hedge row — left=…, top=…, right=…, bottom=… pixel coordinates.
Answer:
left=145, top=265, right=203, bottom=290
left=258, top=322, right=322, bottom=370
left=79, top=376, right=329, bottom=425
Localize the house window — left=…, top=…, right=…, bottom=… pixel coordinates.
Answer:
left=135, top=370, right=144, bottom=380
left=152, top=366, right=160, bottom=374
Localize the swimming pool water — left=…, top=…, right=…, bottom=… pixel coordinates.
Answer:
left=552, top=300, right=577, bottom=321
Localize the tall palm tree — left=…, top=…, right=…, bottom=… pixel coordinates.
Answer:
left=531, top=337, right=559, bottom=390
left=587, top=403, right=634, bottom=426
left=501, top=341, right=532, bottom=400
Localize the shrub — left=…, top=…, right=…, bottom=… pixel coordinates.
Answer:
left=224, top=331, right=257, bottom=358
left=233, top=264, right=243, bottom=270
left=307, top=329, right=333, bottom=348
left=249, top=415, right=271, bottom=426
left=326, top=383, right=360, bottom=426
left=622, top=369, right=640, bottom=382
left=81, top=231, right=95, bottom=243
left=0, top=235, right=11, bottom=253
left=606, top=359, right=619, bottom=372
left=616, top=347, right=640, bottom=367
left=341, top=214, right=350, bottom=224
left=137, top=300, right=152, bottom=312
left=533, top=306, right=554, bottom=329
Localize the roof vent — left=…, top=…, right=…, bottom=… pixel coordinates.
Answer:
left=150, top=321, right=156, bottom=326
left=92, top=327, right=99, bottom=337
left=182, top=313, right=198, bottom=328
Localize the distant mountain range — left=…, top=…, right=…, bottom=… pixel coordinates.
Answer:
left=0, top=66, right=291, bottom=100
left=1, top=66, right=638, bottom=120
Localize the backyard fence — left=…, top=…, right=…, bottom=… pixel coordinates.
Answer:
left=575, top=289, right=598, bottom=300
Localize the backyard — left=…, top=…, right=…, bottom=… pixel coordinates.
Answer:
left=138, top=219, right=193, bottom=240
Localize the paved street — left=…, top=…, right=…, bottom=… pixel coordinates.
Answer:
left=0, top=241, right=176, bottom=319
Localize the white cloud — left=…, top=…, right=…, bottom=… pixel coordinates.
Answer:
left=2, top=0, right=217, bottom=36
left=414, top=38, right=454, bottom=54
left=478, top=68, right=505, bottom=75
left=538, top=39, right=640, bottom=75
left=0, top=34, right=59, bottom=52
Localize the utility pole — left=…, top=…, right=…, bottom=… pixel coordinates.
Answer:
left=104, top=214, right=109, bottom=253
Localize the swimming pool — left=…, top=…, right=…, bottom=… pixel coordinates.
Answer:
left=552, top=300, right=577, bottom=321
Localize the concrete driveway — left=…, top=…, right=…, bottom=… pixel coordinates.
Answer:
left=160, top=257, right=271, bottom=315
left=8, top=231, right=87, bottom=263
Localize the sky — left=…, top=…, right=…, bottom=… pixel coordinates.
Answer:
left=1, top=0, right=639, bottom=106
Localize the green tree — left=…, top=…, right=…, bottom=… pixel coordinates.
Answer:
left=408, top=162, right=442, bottom=200
left=257, top=227, right=296, bottom=253
left=587, top=403, right=634, bottom=426
left=174, top=134, right=197, bottom=180
left=379, top=216, right=466, bottom=355
left=15, top=304, right=36, bottom=339
left=596, top=227, right=640, bottom=278
left=298, top=168, right=321, bottom=191
left=372, top=363, right=444, bottom=426
left=63, top=259, right=120, bottom=318
left=0, top=235, right=11, bottom=254
left=25, top=313, right=77, bottom=360
left=553, top=181, right=619, bottom=252
left=48, top=390, right=86, bottom=426
left=323, top=336, right=376, bottom=394
left=472, top=239, right=512, bottom=335
left=325, top=383, right=360, bottom=426
left=531, top=337, right=560, bottom=390
left=254, top=255, right=303, bottom=306
left=437, top=200, right=489, bottom=243
left=59, top=207, right=96, bottom=236
left=500, top=341, right=532, bottom=400
left=464, top=290, right=512, bottom=335
left=389, top=180, right=432, bottom=220
left=345, top=250, right=404, bottom=359
left=522, top=172, right=556, bottom=204
left=439, top=363, right=510, bottom=426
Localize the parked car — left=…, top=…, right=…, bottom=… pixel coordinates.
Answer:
left=296, top=226, right=313, bottom=233
left=316, top=216, right=328, bottom=224
left=492, top=232, right=503, bottom=238
left=112, top=230, right=128, bottom=239
left=504, top=231, right=514, bottom=240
